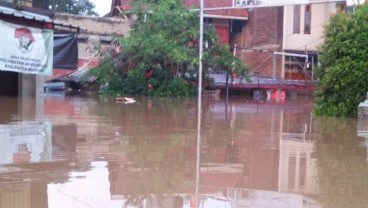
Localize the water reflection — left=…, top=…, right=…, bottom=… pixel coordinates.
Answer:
left=0, top=121, right=51, bottom=165
left=0, top=95, right=367, bottom=207
left=315, top=118, right=368, bottom=208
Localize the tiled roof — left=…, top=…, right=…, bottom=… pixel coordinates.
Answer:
left=116, top=0, right=248, bottom=19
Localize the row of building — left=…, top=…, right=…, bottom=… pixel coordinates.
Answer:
left=0, top=0, right=359, bottom=98
left=110, top=0, right=344, bottom=80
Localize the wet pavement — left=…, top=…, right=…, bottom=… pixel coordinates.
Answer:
left=0, top=94, right=367, bottom=208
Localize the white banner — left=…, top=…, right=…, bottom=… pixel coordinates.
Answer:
left=0, top=20, right=53, bottom=76
left=234, top=0, right=345, bottom=8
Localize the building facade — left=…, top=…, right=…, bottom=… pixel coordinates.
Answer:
left=0, top=0, right=53, bottom=105
left=232, top=7, right=284, bottom=78
left=51, top=13, right=132, bottom=80
left=111, top=0, right=344, bottom=82
left=281, top=3, right=342, bottom=80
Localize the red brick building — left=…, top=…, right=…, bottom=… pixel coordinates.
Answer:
left=110, top=0, right=286, bottom=78
left=232, top=7, right=284, bottom=78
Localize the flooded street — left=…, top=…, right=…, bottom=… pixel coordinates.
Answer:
left=0, top=94, right=368, bottom=208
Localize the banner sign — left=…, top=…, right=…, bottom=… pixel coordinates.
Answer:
left=234, top=0, right=345, bottom=8
left=0, top=20, right=53, bottom=76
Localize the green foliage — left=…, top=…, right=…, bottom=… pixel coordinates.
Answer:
left=90, top=0, right=248, bottom=97
left=123, top=0, right=198, bottom=66
left=49, top=0, right=98, bottom=16
left=204, top=41, right=248, bottom=78
left=122, top=66, right=148, bottom=95
left=314, top=4, right=368, bottom=117
left=154, top=78, right=194, bottom=97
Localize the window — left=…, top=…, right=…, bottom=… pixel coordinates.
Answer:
left=293, top=5, right=301, bottom=34
left=299, top=155, right=307, bottom=187
left=288, top=155, right=296, bottom=189
left=347, top=5, right=355, bottom=13
left=304, top=5, right=311, bottom=34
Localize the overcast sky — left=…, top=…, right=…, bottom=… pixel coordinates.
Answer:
left=90, top=0, right=112, bottom=16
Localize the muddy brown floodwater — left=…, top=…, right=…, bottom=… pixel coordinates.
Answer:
left=0, top=94, right=367, bottom=208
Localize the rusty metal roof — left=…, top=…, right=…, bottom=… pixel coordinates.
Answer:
left=0, top=4, right=82, bottom=31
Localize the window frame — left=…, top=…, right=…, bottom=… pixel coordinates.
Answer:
left=304, top=4, right=312, bottom=34
left=293, top=5, right=301, bottom=34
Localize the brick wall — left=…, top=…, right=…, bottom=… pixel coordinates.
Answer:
left=241, top=51, right=283, bottom=77
left=232, top=7, right=284, bottom=78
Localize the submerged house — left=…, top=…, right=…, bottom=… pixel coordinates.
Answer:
left=0, top=0, right=53, bottom=97
left=0, top=0, right=82, bottom=124
left=0, top=0, right=81, bottom=97
left=109, top=0, right=248, bottom=56
left=280, top=2, right=344, bottom=81
left=0, top=0, right=133, bottom=93
left=49, top=13, right=133, bottom=90
left=110, top=0, right=345, bottom=82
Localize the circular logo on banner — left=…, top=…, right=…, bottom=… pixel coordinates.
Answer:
left=14, top=27, right=35, bottom=53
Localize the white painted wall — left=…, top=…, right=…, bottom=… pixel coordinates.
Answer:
left=283, top=3, right=338, bottom=51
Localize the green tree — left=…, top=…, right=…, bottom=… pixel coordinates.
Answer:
left=49, top=0, right=98, bottom=16
left=314, top=4, right=368, bottom=117
left=91, top=0, right=248, bottom=97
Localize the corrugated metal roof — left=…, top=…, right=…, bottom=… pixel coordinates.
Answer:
left=0, top=5, right=52, bottom=22
left=0, top=6, right=82, bottom=31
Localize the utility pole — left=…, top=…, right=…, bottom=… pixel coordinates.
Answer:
left=195, top=1, right=204, bottom=208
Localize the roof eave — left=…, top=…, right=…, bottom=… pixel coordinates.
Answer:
left=0, top=6, right=81, bottom=32
left=0, top=1, right=54, bottom=18
left=203, top=14, right=248, bottom=21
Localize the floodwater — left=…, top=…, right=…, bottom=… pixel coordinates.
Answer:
left=0, top=94, right=367, bottom=208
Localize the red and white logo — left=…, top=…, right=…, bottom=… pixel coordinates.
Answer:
left=14, top=27, right=35, bottom=53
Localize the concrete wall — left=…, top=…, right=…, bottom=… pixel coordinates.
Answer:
left=283, top=3, right=337, bottom=51
left=280, top=3, right=337, bottom=80
left=18, top=74, right=45, bottom=120
left=54, top=14, right=132, bottom=60
left=230, top=4, right=337, bottom=79
left=54, top=14, right=132, bottom=36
